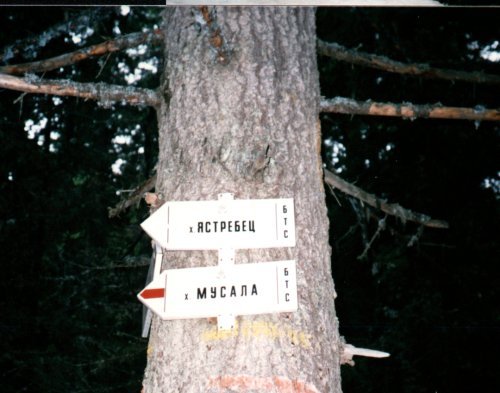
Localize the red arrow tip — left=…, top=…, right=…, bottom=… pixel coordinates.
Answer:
left=140, top=288, right=165, bottom=299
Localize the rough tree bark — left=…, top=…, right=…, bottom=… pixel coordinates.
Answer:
left=143, top=7, right=341, bottom=393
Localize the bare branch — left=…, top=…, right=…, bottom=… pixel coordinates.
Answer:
left=0, top=30, right=162, bottom=75
left=108, top=174, right=157, bottom=218
left=340, top=339, right=390, bottom=367
left=324, top=169, right=449, bottom=229
left=0, top=73, right=160, bottom=107
left=357, top=216, right=387, bottom=260
left=82, top=256, right=151, bottom=274
left=317, top=39, right=500, bottom=85
left=320, top=97, right=500, bottom=122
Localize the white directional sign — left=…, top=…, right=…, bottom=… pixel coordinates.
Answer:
left=141, top=197, right=295, bottom=250
left=137, top=260, right=298, bottom=320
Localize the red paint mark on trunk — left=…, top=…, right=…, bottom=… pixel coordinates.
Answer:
left=206, top=375, right=320, bottom=393
left=140, top=288, right=165, bottom=299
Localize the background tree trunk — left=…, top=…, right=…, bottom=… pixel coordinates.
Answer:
left=144, top=7, right=341, bottom=392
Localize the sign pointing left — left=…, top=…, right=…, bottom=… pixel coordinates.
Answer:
left=140, top=197, right=295, bottom=250
left=137, top=260, right=297, bottom=321
left=138, top=194, right=299, bottom=331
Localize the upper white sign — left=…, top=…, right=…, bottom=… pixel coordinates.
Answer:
left=141, top=197, right=295, bottom=250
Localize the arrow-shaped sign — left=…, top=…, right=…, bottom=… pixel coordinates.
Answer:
left=137, top=260, right=298, bottom=321
left=140, top=197, right=295, bottom=250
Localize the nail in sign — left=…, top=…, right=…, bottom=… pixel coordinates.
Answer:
left=140, top=198, right=295, bottom=250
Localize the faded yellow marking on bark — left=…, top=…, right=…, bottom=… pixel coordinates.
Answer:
left=201, top=320, right=312, bottom=349
left=206, top=375, right=320, bottom=393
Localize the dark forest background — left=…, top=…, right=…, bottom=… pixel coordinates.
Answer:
left=1, top=6, right=498, bottom=393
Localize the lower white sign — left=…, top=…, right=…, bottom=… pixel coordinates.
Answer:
left=138, top=260, right=298, bottom=320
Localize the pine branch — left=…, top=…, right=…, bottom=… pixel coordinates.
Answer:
left=0, top=72, right=160, bottom=107
left=81, top=256, right=151, bottom=274
left=320, top=97, right=500, bottom=122
left=317, top=39, right=500, bottom=85
left=108, top=174, right=157, bottom=218
left=0, top=30, right=162, bottom=75
left=357, top=216, right=387, bottom=260
left=324, top=169, right=449, bottom=229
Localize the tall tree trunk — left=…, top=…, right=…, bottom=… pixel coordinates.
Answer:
left=143, top=7, right=341, bottom=393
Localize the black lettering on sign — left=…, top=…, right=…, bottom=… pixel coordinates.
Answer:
left=185, top=293, right=189, bottom=300
left=196, top=284, right=259, bottom=300
left=285, top=293, right=290, bottom=302
left=197, top=288, right=207, bottom=299
left=193, top=220, right=256, bottom=234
